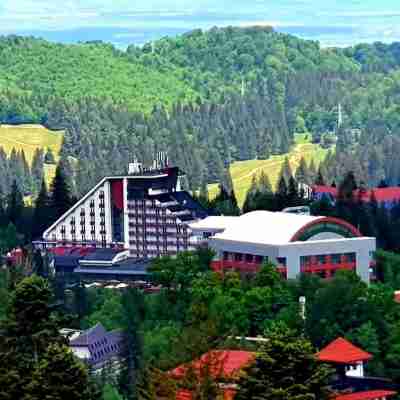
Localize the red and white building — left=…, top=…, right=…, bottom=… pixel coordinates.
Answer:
left=317, top=337, right=397, bottom=400
left=190, top=211, right=376, bottom=283
left=42, top=163, right=208, bottom=259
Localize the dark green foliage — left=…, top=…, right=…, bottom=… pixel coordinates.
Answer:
left=31, top=179, right=51, bottom=240
left=7, top=180, right=23, bottom=226
left=0, top=275, right=66, bottom=399
left=50, top=163, right=74, bottom=222
left=236, top=329, right=333, bottom=400
left=24, top=343, right=101, bottom=400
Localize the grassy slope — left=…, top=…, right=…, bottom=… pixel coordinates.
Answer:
left=0, top=124, right=63, bottom=185
left=209, top=134, right=333, bottom=207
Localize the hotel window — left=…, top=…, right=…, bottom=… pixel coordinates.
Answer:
left=245, top=254, right=254, bottom=263
left=276, top=257, right=286, bottom=267
left=80, top=208, right=85, bottom=217
left=61, top=226, right=66, bottom=240
left=234, top=253, right=243, bottom=262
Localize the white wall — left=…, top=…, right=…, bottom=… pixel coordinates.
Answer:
left=209, top=237, right=376, bottom=283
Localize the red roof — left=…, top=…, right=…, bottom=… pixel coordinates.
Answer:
left=313, top=186, right=400, bottom=203
left=176, top=390, right=192, bottom=400
left=394, top=291, right=400, bottom=304
left=334, top=390, right=397, bottom=400
left=176, top=388, right=236, bottom=400
left=171, top=350, right=255, bottom=380
left=313, top=185, right=338, bottom=195
left=317, top=338, right=372, bottom=364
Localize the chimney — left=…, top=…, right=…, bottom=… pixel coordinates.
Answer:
left=128, top=160, right=142, bottom=174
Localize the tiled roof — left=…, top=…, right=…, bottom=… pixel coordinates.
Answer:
left=170, top=350, right=255, bottom=380
left=334, top=390, right=397, bottom=400
left=69, top=323, right=124, bottom=366
left=317, top=338, right=372, bottom=364
left=176, top=388, right=236, bottom=400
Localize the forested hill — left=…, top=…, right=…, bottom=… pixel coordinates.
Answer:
left=2, top=27, right=400, bottom=198
left=0, top=36, right=197, bottom=117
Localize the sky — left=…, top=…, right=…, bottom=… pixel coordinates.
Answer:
left=1, top=0, right=400, bottom=47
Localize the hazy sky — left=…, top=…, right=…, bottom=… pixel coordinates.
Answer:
left=2, top=0, right=400, bottom=47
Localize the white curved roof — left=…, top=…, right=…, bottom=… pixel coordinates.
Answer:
left=189, top=216, right=239, bottom=232
left=212, top=211, right=325, bottom=245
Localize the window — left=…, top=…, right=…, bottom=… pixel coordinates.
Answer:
left=277, top=257, right=286, bottom=266
left=245, top=254, right=254, bottom=263
left=234, top=253, right=242, bottom=262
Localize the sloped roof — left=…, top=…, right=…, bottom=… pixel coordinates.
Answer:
left=170, top=350, right=255, bottom=380
left=317, top=338, right=372, bottom=364
left=334, top=390, right=397, bottom=400
left=176, top=389, right=236, bottom=400
left=189, top=216, right=239, bottom=232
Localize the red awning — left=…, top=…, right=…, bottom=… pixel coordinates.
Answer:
left=334, top=390, right=397, bottom=400
left=317, top=338, right=372, bottom=364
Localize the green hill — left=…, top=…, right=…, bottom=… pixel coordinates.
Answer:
left=0, top=37, right=197, bottom=116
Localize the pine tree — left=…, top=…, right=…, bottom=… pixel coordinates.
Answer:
left=287, top=176, right=300, bottom=207
left=280, top=157, right=293, bottom=182
left=7, top=180, right=24, bottom=226
left=258, top=171, right=272, bottom=194
left=295, top=157, right=309, bottom=185
left=236, top=330, right=333, bottom=400
left=24, top=343, right=101, bottom=400
left=32, top=179, right=51, bottom=240
left=315, top=167, right=326, bottom=186
left=243, top=175, right=259, bottom=213
left=276, top=175, right=288, bottom=210
left=31, top=148, right=44, bottom=194
left=0, top=276, right=66, bottom=399
left=50, top=164, right=73, bottom=222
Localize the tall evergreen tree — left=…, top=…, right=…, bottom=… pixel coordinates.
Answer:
left=31, top=148, right=44, bottom=194
left=50, top=164, right=74, bottom=222
left=7, top=180, right=24, bottom=226
left=295, top=157, right=309, bottom=185
left=258, top=171, right=272, bottom=194
left=236, top=329, right=333, bottom=400
left=315, top=166, right=326, bottom=186
left=25, top=343, right=101, bottom=400
left=32, top=179, right=51, bottom=240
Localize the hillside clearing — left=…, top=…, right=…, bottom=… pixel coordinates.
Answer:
left=209, top=134, right=333, bottom=207
left=0, top=124, right=63, bottom=185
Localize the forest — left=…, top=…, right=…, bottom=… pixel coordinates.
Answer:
left=2, top=27, right=400, bottom=200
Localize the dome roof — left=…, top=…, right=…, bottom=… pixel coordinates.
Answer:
left=212, top=211, right=361, bottom=245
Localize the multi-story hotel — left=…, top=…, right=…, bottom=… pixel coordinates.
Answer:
left=43, top=159, right=208, bottom=259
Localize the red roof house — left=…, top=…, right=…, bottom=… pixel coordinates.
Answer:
left=171, top=350, right=255, bottom=400
left=317, top=337, right=372, bottom=364
left=171, top=350, right=255, bottom=380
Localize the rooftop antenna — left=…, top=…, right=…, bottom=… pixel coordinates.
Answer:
left=338, top=103, right=343, bottom=129
left=299, top=296, right=306, bottom=322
